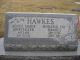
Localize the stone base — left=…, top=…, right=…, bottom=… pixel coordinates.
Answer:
left=0, top=55, right=80, bottom=60
left=0, top=38, right=80, bottom=60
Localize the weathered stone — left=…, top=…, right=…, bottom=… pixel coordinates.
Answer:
left=4, top=12, right=78, bottom=51
left=0, top=55, right=80, bottom=60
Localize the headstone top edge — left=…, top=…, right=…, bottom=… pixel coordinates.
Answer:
left=5, top=12, right=77, bottom=16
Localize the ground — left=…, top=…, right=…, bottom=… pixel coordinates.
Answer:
left=0, top=0, right=80, bottom=38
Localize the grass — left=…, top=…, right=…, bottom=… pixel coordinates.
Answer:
left=0, top=0, right=80, bottom=38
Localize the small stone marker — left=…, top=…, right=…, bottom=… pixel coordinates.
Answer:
left=4, top=12, right=78, bottom=51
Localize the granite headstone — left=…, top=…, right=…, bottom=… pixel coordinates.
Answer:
left=4, top=12, right=78, bottom=51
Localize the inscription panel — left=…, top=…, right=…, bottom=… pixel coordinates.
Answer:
left=4, top=12, right=78, bottom=51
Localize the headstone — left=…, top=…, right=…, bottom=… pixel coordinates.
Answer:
left=4, top=12, right=78, bottom=51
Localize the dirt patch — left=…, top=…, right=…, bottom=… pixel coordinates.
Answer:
left=71, top=8, right=80, bottom=12
left=37, top=6, right=57, bottom=10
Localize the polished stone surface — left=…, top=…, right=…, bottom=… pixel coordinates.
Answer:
left=4, top=13, right=78, bottom=51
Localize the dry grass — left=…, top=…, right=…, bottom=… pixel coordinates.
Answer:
left=0, top=0, right=80, bottom=38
